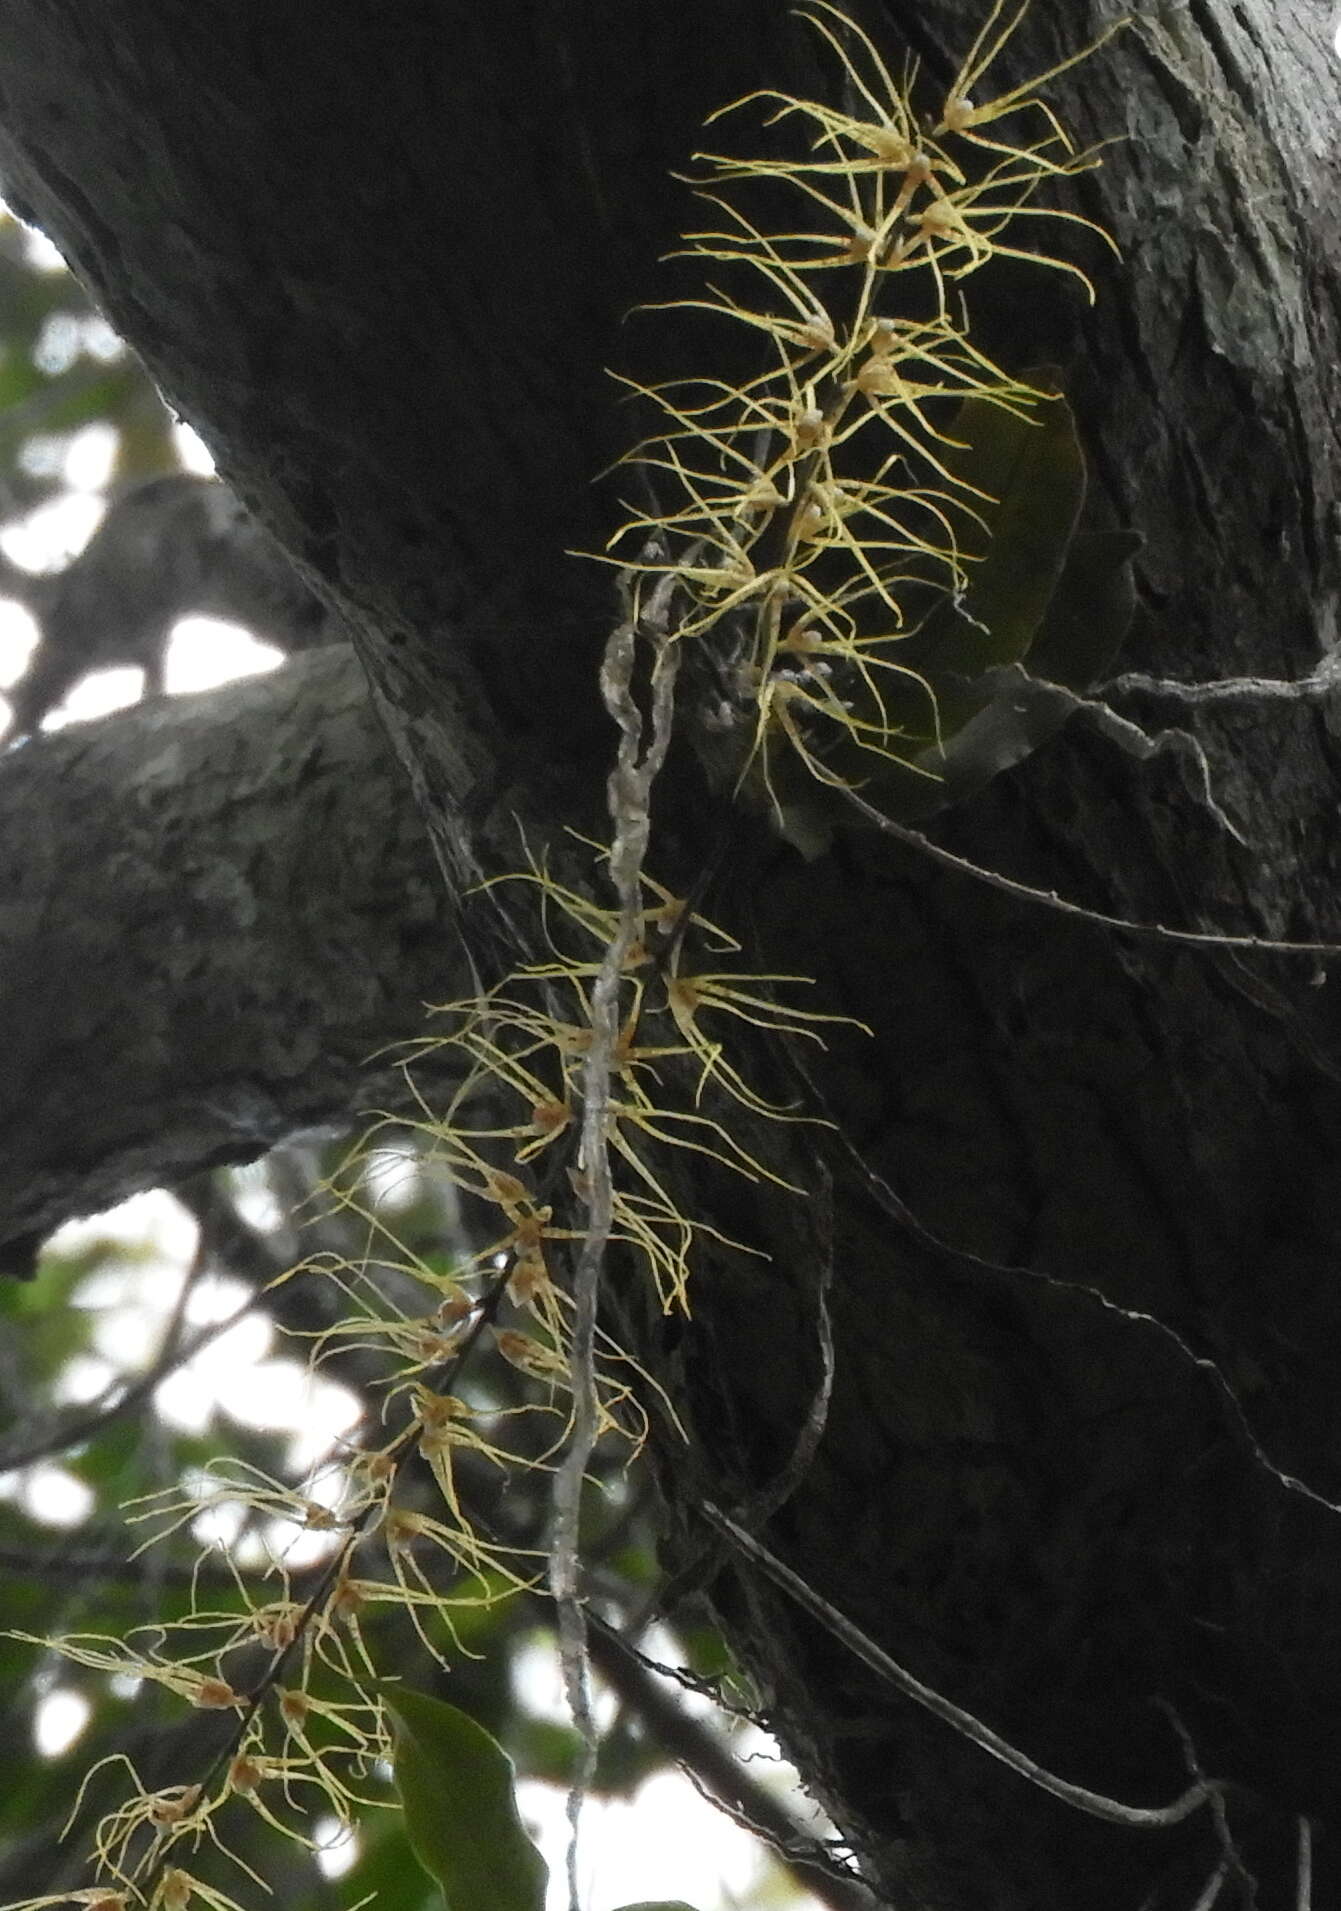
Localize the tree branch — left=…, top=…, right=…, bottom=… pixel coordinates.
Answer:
left=0, top=647, right=468, bottom=1256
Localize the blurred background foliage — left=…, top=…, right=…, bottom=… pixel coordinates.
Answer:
left=0, top=206, right=827, bottom=1911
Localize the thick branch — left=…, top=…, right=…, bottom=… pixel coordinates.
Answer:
left=0, top=647, right=464, bottom=1258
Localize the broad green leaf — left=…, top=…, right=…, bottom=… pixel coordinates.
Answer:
left=511, top=1714, right=588, bottom=1787
left=338, top=1814, right=441, bottom=1911
left=1025, top=528, right=1141, bottom=691
left=888, top=528, right=1143, bottom=819
left=387, top=1687, right=548, bottom=1911
left=933, top=374, right=1087, bottom=675
left=827, top=399, right=1140, bottom=827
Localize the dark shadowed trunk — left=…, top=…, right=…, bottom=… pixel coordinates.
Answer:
left=1, top=4, right=1339, bottom=1904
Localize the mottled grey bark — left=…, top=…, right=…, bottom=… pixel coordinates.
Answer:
left=0, top=646, right=459, bottom=1264
left=0, top=3, right=1339, bottom=1905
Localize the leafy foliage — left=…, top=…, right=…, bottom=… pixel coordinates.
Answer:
left=388, top=1688, right=548, bottom=1911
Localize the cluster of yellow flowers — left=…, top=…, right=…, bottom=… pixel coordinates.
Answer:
left=607, top=0, right=1118, bottom=830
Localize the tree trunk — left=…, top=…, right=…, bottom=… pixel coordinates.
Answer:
left=2, top=3, right=1340, bottom=1904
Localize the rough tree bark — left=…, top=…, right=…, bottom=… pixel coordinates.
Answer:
left=0, top=646, right=459, bottom=1263
left=1, top=3, right=1340, bottom=1905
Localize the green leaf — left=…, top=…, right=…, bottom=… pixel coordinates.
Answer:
left=943, top=372, right=1087, bottom=668
left=895, top=527, right=1143, bottom=817
left=387, top=1687, right=548, bottom=1911
left=338, top=1814, right=441, bottom=1911
left=511, top=1714, right=588, bottom=1788
left=1025, top=528, right=1141, bottom=691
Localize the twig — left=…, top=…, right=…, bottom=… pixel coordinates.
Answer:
left=1155, top=1700, right=1255, bottom=1905
left=1101, top=658, right=1341, bottom=707
left=0, top=1283, right=276, bottom=1472
left=839, top=785, right=1341, bottom=958
left=740, top=1160, right=835, bottom=1527
left=0, top=1172, right=305, bottom=1472
left=1297, top=1816, right=1313, bottom=1911
left=582, top=1608, right=874, bottom=1911
left=0, top=1540, right=324, bottom=1592
left=967, top=663, right=1246, bottom=843
left=783, top=1045, right=1341, bottom=1526
left=1186, top=1856, right=1230, bottom=1911
left=700, top=1500, right=1218, bottom=1831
